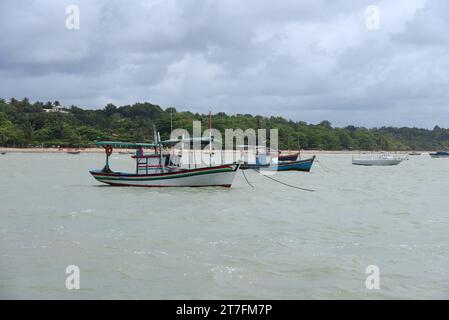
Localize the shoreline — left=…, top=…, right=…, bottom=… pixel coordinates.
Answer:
left=0, top=147, right=431, bottom=155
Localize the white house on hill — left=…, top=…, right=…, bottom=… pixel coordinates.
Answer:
left=43, top=106, right=69, bottom=114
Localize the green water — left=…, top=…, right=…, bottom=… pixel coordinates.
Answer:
left=1, top=153, right=448, bottom=299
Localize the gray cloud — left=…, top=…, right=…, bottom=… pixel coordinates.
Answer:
left=1, top=0, right=448, bottom=127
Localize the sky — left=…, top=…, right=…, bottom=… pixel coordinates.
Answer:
left=0, top=0, right=448, bottom=128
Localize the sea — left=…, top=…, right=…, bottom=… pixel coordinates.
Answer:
left=0, top=152, right=448, bottom=299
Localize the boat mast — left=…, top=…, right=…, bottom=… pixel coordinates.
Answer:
left=158, top=132, right=164, bottom=173
left=170, top=109, right=174, bottom=166
left=209, top=111, right=212, bottom=167
left=170, top=108, right=173, bottom=133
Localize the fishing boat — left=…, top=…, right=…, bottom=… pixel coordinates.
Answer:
left=429, top=151, right=449, bottom=158
left=408, top=151, right=421, bottom=156
left=352, top=153, right=404, bottom=166
left=238, top=146, right=315, bottom=172
left=67, top=149, right=81, bottom=155
left=89, top=140, right=240, bottom=188
left=241, top=156, right=315, bottom=172
left=278, top=152, right=300, bottom=161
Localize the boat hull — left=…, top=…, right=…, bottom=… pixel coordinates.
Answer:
left=429, top=153, right=449, bottom=158
left=90, top=164, right=239, bottom=188
left=241, top=156, right=315, bottom=172
left=352, top=159, right=403, bottom=166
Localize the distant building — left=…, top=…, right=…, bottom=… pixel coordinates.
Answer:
left=43, top=106, right=69, bottom=114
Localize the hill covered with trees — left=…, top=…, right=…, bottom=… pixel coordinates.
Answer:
left=0, top=98, right=448, bottom=151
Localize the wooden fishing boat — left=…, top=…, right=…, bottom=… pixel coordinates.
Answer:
left=90, top=141, right=240, bottom=188
left=429, top=151, right=449, bottom=158
left=278, top=152, right=299, bottom=162
left=90, top=164, right=239, bottom=187
left=241, top=156, right=315, bottom=172
left=238, top=145, right=315, bottom=172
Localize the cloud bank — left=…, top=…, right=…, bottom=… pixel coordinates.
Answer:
left=1, top=0, right=448, bottom=127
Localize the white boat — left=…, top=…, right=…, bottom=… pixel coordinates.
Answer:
left=91, top=163, right=239, bottom=187
left=90, top=140, right=240, bottom=188
left=352, top=153, right=404, bottom=166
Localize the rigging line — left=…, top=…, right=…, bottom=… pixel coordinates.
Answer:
left=241, top=169, right=255, bottom=189
left=315, top=158, right=337, bottom=173
left=315, top=158, right=330, bottom=172
left=253, top=169, right=315, bottom=192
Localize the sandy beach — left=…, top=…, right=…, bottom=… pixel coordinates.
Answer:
left=0, top=147, right=426, bottom=155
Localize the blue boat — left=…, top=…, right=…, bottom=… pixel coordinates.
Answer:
left=429, top=151, right=449, bottom=158
left=241, top=156, right=316, bottom=172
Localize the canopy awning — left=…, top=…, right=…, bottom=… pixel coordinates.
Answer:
left=96, top=137, right=222, bottom=148
left=95, top=141, right=159, bottom=148
left=162, top=137, right=222, bottom=144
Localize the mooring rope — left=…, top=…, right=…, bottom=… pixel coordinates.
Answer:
left=241, top=169, right=255, bottom=188
left=253, top=169, right=315, bottom=192
left=315, top=158, right=337, bottom=173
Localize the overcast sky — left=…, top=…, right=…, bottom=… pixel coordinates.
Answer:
left=1, top=0, right=448, bottom=128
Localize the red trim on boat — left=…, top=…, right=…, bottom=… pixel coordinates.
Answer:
left=91, top=164, right=238, bottom=177
left=104, top=182, right=232, bottom=188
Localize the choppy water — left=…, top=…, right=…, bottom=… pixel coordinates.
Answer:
left=1, top=153, right=448, bottom=299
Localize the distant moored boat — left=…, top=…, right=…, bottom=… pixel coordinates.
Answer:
left=352, top=153, right=404, bottom=166
left=241, top=156, right=315, bottom=172
left=278, top=152, right=300, bottom=162
left=429, top=151, right=449, bottom=158
left=238, top=145, right=315, bottom=172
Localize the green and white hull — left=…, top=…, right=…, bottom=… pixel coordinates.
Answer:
left=90, top=164, right=240, bottom=188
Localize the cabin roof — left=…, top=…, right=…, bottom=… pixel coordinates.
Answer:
left=96, top=136, right=221, bottom=148
left=162, top=137, right=221, bottom=144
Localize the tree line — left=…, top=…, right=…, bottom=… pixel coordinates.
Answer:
left=0, top=97, right=448, bottom=150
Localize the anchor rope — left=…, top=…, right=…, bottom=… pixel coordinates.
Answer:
left=315, top=158, right=337, bottom=173
left=253, top=169, right=315, bottom=192
left=241, top=169, right=255, bottom=189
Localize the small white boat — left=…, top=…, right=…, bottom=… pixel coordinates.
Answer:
left=352, top=153, right=404, bottom=166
